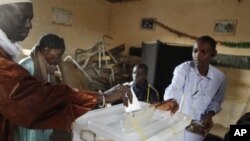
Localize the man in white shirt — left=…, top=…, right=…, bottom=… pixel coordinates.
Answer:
left=156, top=36, right=226, bottom=141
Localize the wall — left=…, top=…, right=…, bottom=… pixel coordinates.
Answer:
left=21, top=0, right=111, bottom=56
left=109, top=0, right=250, bottom=56
left=214, top=67, right=250, bottom=128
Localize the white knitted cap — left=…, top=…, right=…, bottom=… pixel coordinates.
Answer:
left=0, top=0, right=32, bottom=5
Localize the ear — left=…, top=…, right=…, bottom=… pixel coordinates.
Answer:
left=211, top=49, right=217, bottom=57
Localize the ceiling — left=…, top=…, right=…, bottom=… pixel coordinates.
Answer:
left=106, top=0, right=141, bottom=3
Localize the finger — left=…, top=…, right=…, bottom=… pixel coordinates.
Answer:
left=208, top=121, right=213, bottom=130
left=153, top=102, right=163, bottom=108
left=151, top=102, right=161, bottom=108
left=204, top=122, right=211, bottom=130
left=157, top=103, right=172, bottom=111
left=121, top=86, right=132, bottom=104
left=72, top=88, right=79, bottom=92
left=127, top=92, right=133, bottom=104
left=156, top=106, right=167, bottom=111
left=123, top=95, right=129, bottom=107
left=204, top=120, right=212, bottom=130
left=173, top=104, right=179, bottom=113
left=170, top=105, right=179, bottom=115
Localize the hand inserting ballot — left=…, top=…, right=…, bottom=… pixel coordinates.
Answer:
left=98, top=84, right=133, bottom=107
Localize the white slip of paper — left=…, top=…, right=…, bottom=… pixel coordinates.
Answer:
left=125, top=87, right=141, bottom=113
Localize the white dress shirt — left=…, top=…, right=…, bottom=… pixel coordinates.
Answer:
left=164, top=61, right=226, bottom=121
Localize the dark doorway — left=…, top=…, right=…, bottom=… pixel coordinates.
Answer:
left=142, top=40, right=193, bottom=101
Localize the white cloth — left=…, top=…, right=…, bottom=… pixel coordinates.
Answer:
left=0, top=29, right=22, bottom=62
left=19, top=56, right=34, bottom=75
left=0, top=0, right=31, bottom=5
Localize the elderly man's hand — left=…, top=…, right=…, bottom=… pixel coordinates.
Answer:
left=103, top=84, right=132, bottom=107
left=153, top=99, right=179, bottom=115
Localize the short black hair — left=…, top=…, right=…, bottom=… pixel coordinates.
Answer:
left=37, top=34, right=65, bottom=50
left=196, top=36, right=216, bottom=50
left=134, top=63, right=148, bottom=74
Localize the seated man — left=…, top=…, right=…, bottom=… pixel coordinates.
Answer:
left=124, top=63, right=159, bottom=104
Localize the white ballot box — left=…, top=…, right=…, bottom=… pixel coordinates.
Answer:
left=72, top=102, right=191, bottom=141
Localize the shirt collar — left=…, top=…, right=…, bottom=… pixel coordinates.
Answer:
left=192, top=62, right=213, bottom=80
left=132, top=81, right=148, bottom=89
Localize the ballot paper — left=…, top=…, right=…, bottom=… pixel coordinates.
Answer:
left=124, top=87, right=141, bottom=113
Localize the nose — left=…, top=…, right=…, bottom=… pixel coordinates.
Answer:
left=25, top=18, right=32, bottom=30
left=133, top=73, right=138, bottom=79
left=195, top=51, right=201, bottom=59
